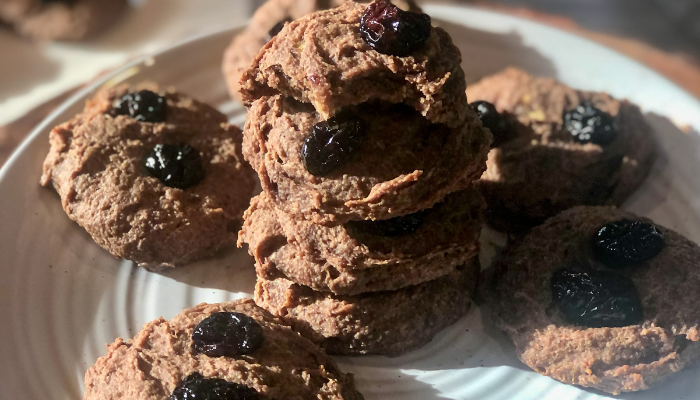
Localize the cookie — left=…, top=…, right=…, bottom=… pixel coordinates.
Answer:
left=0, top=0, right=127, bottom=41
left=243, top=95, right=489, bottom=225
left=256, top=258, right=479, bottom=356
left=41, top=84, right=258, bottom=270
left=488, top=206, right=700, bottom=394
left=222, top=0, right=420, bottom=102
left=467, top=68, right=656, bottom=233
left=83, top=299, right=364, bottom=400
left=239, top=189, right=483, bottom=295
left=240, top=1, right=469, bottom=128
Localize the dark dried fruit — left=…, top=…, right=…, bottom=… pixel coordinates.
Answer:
left=192, top=312, right=264, bottom=357
left=360, top=0, right=431, bottom=56
left=302, top=112, right=365, bottom=176
left=266, top=19, right=291, bottom=42
left=593, top=219, right=665, bottom=268
left=112, top=90, right=167, bottom=122
left=145, top=144, right=205, bottom=189
left=564, top=101, right=617, bottom=145
left=551, top=268, right=643, bottom=328
left=350, top=211, right=425, bottom=237
left=40, top=0, right=76, bottom=4
left=169, top=373, right=258, bottom=400
left=471, top=100, right=516, bottom=147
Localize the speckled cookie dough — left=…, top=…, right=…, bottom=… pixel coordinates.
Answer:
left=243, top=94, right=489, bottom=225
left=468, top=68, right=656, bottom=233
left=240, top=1, right=469, bottom=128
left=0, top=0, right=128, bottom=41
left=487, top=206, right=700, bottom=394
left=256, top=258, right=479, bottom=356
left=239, top=190, right=483, bottom=295
left=83, top=299, right=364, bottom=400
left=222, top=0, right=420, bottom=102
left=41, top=84, right=258, bottom=270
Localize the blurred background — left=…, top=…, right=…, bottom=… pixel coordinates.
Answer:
left=1, top=0, right=699, bottom=164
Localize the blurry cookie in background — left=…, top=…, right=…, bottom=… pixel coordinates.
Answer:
left=0, top=0, right=128, bottom=41
left=468, top=67, right=656, bottom=233
left=222, top=0, right=420, bottom=102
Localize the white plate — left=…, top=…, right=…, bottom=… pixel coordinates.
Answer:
left=2, top=5, right=700, bottom=400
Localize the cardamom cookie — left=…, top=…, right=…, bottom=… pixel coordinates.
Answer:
left=239, top=190, right=482, bottom=295
left=468, top=68, right=656, bottom=233
left=222, top=0, right=420, bottom=102
left=41, top=84, right=258, bottom=270
left=0, top=0, right=127, bottom=40
left=84, top=299, right=364, bottom=400
left=488, top=206, right=700, bottom=394
left=256, top=258, right=479, bottom=356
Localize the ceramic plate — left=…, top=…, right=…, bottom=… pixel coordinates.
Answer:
left=2, top=5, right=700, bottom=400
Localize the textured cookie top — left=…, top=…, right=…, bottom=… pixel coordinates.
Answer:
left=240, top=0, right=467, bottom=127
left=469, top=67, right=655, bottom=232
left=0, top=0, right=127, bottom=40
left=223, top=0, right=421, bottom=102
left=489, top=206, right=700, bottom=394
left=83, top=299, right=364, bottom=400
left=244, top=95, right=489, bottom=224
left=41, top=84, right=258, bottom=270
left=239, top=191, right=482, bottom=294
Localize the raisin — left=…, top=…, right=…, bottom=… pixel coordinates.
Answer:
left=471, top=101, right=516, bottom=147
left=360, top=0, right=431, bottom=56
left=192, top=312, right=264, bottom=357
left=145, top=144, right=205, bottom=189
left=593, top=219, right=664, bottom=268
left=348, top=211, right=425, bottom=237
left=112, top=90, right=167, bottom=123
left=564, top=101, right=617, bottom=145
left=266, top=19, right=291, bottom=42
left=301, top=112, right=365, bottom=176
left=551, top=268, right=643, bottom=328
left=169, top=373, right=258, bottom=400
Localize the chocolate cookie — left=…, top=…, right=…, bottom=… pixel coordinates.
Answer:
left=240, top=0, right=469, bottom=128
left=0, top=0, right=127, bottom=41
left=256, top=258, right=479, bottom=356
left=468, top=68, right=656, bottom=233
left=41, top=84, right=258, bottom=270
left=84, top=299, right=364, bottom=400
left=488, top=206, right=700, bottom=394
left=243, top=95, right=489, bottom=224
left=222, top=0, right=420, bottom=102
left=239, top=190, right=483, bottom=295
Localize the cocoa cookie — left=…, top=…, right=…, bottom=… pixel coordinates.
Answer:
left=256, top=258, right=479, bottom=356
left=41, top=84, right=258, bottom=270
left=84, top=299, right=364, bottom=400
left=240, top=0, right=468, bottom=128
left=239, top=190, right=483, bottom=294
left=488, top=206, right=700, bottom=394
left=0, top=0, right=127, bottom=41
left=222, top=0, right=420, bottom=102
left=467, top=68, right=656, bottom=233
left=243, top=95, right=489, bottom=224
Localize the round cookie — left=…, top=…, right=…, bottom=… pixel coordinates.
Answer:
left=84, top=299, right=364, bottom=400
left=488, top=206, right=700, bottom=394
left=468, top=68, right=656, bottom=233
left=0, top=0, right=127, bottom=41
left=240, top=0, right=469, bottom=128
left=222, top=0, right=421, bottom=102
left=243, top=95, right=489, bottom=225
left=41, top=84, right=258, bottom=270
left=256, top=258, right=479, bottom=356
left=239, top=189, right=483, bottom=295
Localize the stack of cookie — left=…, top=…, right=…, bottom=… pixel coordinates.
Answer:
left=238, top=0, right=491, bottom=356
